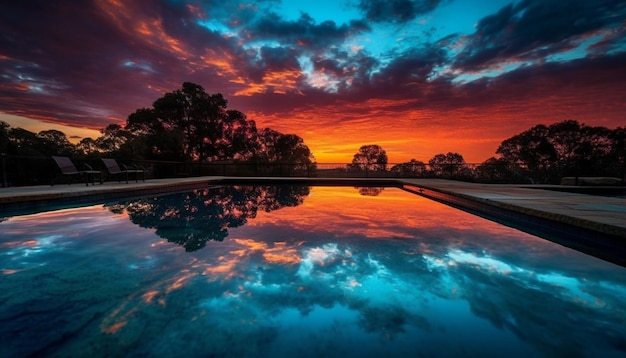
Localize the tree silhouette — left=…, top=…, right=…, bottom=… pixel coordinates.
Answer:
left=496, top=120, right=620, bottom=183
left=35, top=130, right=74, bottom=156
left=390, top=159, right=426, bottom=177
left=76, top=137, right=98, bottom=156
left=257, top=128, right=315, bottom=174
left=609, top=127, right=626, bottom=177
left=350, top=144, right=388, bottom=172
left=497, top=124, right=557, bottom=183
left=475, top=157, right=525, bottom=183
left=95, top=124, right=134, bottom=153
left=121, top=82, right=314, bottom=167
left=0, top=121, right=11, bottom=153
left=125, top=82, right=261, bottom=162
left=428, top=152, right=467, bottom=178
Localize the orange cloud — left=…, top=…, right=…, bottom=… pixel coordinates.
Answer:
left=235, top=69, right=304, bottom=96
left=97, top=0, right=191, bottom=59
left=234, top=239, right=301, bottom=265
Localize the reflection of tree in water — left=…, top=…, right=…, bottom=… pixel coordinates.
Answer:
left=355, top=187, right=385, bottom=196
left=107, top=185, right=309, bottom=251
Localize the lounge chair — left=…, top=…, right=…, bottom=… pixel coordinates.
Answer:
left=51, top=156, right=102, bottom=186
left=101, top=158, right=145, bottom=183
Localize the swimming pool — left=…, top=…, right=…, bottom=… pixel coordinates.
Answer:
left=1, top=185, right=625, bottom=357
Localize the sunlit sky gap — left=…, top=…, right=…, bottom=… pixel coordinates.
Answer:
left=1, top=0, right=625, bottom=162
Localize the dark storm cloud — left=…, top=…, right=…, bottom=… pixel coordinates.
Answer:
left=243, top=12, right=370, bottom=50
left=372, top=46, right=448, bottom=87
left=358, top=0, right=445, bottom=23
left=258, top=46, right=300, bottom=69
left=310, top=48, right=380, bottom=91
left=450, top=51, right=626, bottom=110
left=454, top=0, right=626, bottom=70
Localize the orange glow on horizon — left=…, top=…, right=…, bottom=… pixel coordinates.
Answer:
left=247, top=105, right=505, bottom=163
left=0, top=113, right=103, bottom=143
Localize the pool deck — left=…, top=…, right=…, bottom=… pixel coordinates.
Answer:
left=1, top=177, right=625, bottom=265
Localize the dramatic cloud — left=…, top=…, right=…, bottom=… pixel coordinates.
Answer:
left=1, top=0, right=625, bottom=162
left=358, top=0, right=445, bottom=23
left=243, top=12, right=371, bottom=49
left=454, top=0, right=626, bottom=70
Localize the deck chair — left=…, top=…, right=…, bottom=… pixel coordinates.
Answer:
left=101, top=158, right=145, bottom=183
left=51, top=156, right=102, bottom=186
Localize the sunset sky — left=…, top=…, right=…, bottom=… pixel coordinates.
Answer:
left=1, top=0, right=625, bottom=163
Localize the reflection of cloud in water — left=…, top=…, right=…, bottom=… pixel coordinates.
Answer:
left=2, top=188, right=626, bottom=356
left=297, top=243, right=344, bottom=279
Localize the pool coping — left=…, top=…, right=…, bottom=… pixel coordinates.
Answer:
left=1, top=176, right=625, bottom=266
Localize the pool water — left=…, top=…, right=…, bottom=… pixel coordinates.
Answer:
left=1, top=186, right=625, bottom=357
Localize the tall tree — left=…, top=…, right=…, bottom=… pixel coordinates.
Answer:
left=350, top=144, right=388, bottom=172
left=76, top=137, right=98, bottom=156
left=257, top=128, right=315, bottom=174
left=95, top=124, right=134, bottom=153
left=126, top=82, right=260, bottom=161
left=496, top=124, right=556, bottom=183
left=36, top=130, right=75, bottom=156
left=428, top=152, right=467, bottom=177
left=496, top=120, right=618, bottom=182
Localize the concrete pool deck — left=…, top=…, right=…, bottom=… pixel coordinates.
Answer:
left=1, top=177, right=625, bottom=265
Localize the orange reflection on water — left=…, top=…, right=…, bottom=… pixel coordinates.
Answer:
left=234, top=239, right=302, bottom=265
left=102, top=271, right=198, bottom=334
left=202, top=254, right=240, bottom=281
left=165, top=271, right=196, bottom=294
left=102, top=321, right=127, bottom=334
left=2, top=269, right=21, bottom=275
left=246, top=186, right=485, bottom=237
left=262, top=242, right=301, bottom=265
left=100, top=296, right=139, bottom=334
left=141, top=290, right=160, bottom=304
left=239, top=186, right=565, bottom=260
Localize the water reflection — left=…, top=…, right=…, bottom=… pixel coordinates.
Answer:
left=355, top=187, right=385, bottom=196
left=0, top=186, right=625, bottom=357
left=107, top=185, right=309, bottom=251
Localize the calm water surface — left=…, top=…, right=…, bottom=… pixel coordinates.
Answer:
left=1, top=186, right=625, bottom=357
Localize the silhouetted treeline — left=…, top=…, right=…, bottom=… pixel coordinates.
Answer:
left=0, top=82, right=316, bottom=185
left=349, top=120, right=625, bottom=184
left=1, top=88, right=624, bottom=185
left=494, top=120, right=625, bottom=183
